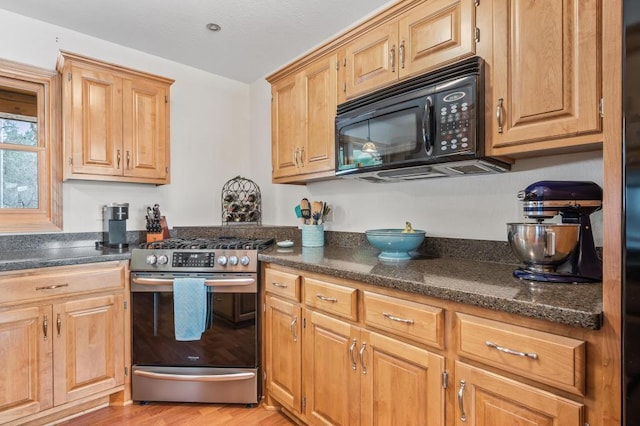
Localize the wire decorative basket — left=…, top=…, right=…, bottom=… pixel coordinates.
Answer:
left=221, top=176, right=261, bottom=225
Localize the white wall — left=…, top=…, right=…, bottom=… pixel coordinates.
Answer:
left=0, top=9, right=604, bottom=244
left=0, top=9, right=251, bottom=234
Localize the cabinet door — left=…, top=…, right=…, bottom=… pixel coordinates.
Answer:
left=53, top=294, right=124, bottom=405
left=454, top=362, right=583, bottom=426
left=300, top=54, right=337, bottom=176
left=271, top=74, right=301, bottom=180
left=489, top=0, right=600, bottom=153
left=398, top=0, right=475, bottom=79
left=265, top=295, right=302, bottom=414
left=122, top=77, right=169, bottom=181
left=67, top=64, right=123, bottom=176
left=0, top=306, right=52, bottom=424
left=344, top=21, right=399, bottom=99
left=360, top=330, right=445, bottom=426
left=304, top=310, right=360, bottom=426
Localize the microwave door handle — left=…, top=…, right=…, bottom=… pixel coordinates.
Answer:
left=423, top=97, right=433, bottom=156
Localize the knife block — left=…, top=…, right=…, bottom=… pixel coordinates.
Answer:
left=146, top=216, right=170, bottom=242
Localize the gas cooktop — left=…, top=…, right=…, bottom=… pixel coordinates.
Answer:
left=138, top=237, right=274, bottom=251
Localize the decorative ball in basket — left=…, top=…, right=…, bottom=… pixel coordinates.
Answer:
left=221, top=176, right=262, bottom=225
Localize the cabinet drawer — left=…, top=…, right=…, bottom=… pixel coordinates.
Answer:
left=264, top=268, right=301, bottom=301
left=456, top=313, right=586, bottom=395
left=363, top=291, right=444, bottom=348
left=0, top=262, right=125, bottom=305
left=303, top=278, right=357, bottom=321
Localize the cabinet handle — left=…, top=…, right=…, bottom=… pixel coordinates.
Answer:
left=126, top=150, right=131, bottom=169
left=299, top=147, right=304, bottom=166
left=349, top=339, right=358, bottom=370
left=316, top=294, right=338, bottom=303
left=117, top=149, right=121, bottom=169
left=271, top=282, right=288, bottom=289
left=293, top=148, right=299, bottom=167
left=485, top=341, right=539, bottom=360
left=496, top=98, right=504, bottom=133
left=35, top=283, right=69, bottom=291
left=390, top=44, right=396, bottom=73
left=382, top=311, right=414, bottom=324
left=399, top=40, right=405, bottom=69
left=56, top=313, right=61, bottom=337
left=458, top=380, right=467, bottom=422
left=290, top=316, right=298, bottom=342
left=359, top=342, right=367, bottom=374
left=43, top=315, right=48, bottom=341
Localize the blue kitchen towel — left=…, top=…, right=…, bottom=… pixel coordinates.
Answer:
left=173, top=277, right=207, bottom=341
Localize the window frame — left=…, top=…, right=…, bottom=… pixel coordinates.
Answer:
left=0, top=59, right=62, bottom=232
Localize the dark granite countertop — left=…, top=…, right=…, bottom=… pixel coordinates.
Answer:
left=0, top=245, right=132, bottom=272
left=258, top=244, right=603, bottom=330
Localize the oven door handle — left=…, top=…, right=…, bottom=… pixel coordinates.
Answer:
left=131, top=277, right=256, bottom=287
left=133, top=369, right=256, bottom=382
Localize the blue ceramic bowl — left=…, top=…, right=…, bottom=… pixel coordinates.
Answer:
left=365, top=229, right=426, bottom=261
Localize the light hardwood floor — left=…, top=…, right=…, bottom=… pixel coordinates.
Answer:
left=56, top=402, right=296, bottom=425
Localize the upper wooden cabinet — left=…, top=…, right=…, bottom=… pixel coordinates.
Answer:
left=342, top=0, right=476, bottom=99
left=57, top=51, right=173, bottom=185
left=487, top=0, right=601, bottom=156
left=271, top=53, right=337, bottom=183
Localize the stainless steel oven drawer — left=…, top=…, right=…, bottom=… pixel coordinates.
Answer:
left=132, top=366, right=259, bottom=404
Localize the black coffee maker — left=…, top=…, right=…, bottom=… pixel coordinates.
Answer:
left=103, top=203, right=129, bottom=248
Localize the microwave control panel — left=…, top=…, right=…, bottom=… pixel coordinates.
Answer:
left=434, top=84, right=475, bottom=156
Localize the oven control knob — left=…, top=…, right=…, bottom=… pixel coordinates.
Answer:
left=217, top=255, right=228, bottom=266
left=157, top=255, right=169, bottom=265
left=146, top=254, right=157, bottom=265
left=229, top=255, right=239, bottom=266
left=240, top=255, right=251, bottom=266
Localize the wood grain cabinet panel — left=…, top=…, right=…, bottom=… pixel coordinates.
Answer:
left=270, top=54, right=337, bottom=183
left=53, top=294, right=125, bottom=405
left=58, top=51, right=173, bottom=184
left=362, top=290, right=444, bottom=348
left=0, top=306, right=53, bottom=424
left=456, top=312, right=586, bottom=395
left=488, top=0, right=601, bottom=155
left=264, top=267, right=301, bottom=301
left=303, top=277, right=358, bottom=321
left=343, top=0, right=476, bottom=99
left=454, top=361, right=584, bottom=426
left=264, top=294, right=303, bottom=415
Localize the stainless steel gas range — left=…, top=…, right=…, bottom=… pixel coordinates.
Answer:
left=129, top=237, right=273, bottom=405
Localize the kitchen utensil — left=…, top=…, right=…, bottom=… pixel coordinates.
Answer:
left=365, top=228, right=426, bottom=261
left=311, top=201, right=324, bottom=224
left=508, top=180, right=602, bottom=282
left=300, top=198, right=311, bottom=224
left=295, top=205, right=302, bottom=218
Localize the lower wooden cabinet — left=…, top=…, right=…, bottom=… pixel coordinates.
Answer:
left=454, top=362, right=584, bottom=426
left=304, top=310, right=445, bottom=426
left=53, top=294, right=125, bottom=405
left=0, top=306, right=53, bottom=424
left=0, top=261, right=127, bottom=425
left=262, top=264, right=597, bottom=426
left=265, top=294, right=303, bottom=415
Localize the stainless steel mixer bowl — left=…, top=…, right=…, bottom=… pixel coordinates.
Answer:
left=507, top=223, right=580, bottom=270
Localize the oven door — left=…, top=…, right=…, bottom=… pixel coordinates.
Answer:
left=131, top=272, right=260, bottom=404
left=131, top=272, right=258, bottom=367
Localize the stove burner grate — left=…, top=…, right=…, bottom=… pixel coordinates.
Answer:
left=139, top=237, right=274, bottom=251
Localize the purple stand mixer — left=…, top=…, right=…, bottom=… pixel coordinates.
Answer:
left=507, top=180, right=602, bottom=283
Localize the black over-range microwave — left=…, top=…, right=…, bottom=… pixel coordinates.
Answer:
left=335, top=57, right=510, bottom=182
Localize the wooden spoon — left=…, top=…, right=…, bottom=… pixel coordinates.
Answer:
left=300, top=198, right=311, bottom=224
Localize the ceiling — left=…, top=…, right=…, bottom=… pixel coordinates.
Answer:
left=0, top=0, right=395, bottom=83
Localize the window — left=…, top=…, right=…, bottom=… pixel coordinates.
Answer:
left=0, top=59, right=61, bottom=232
